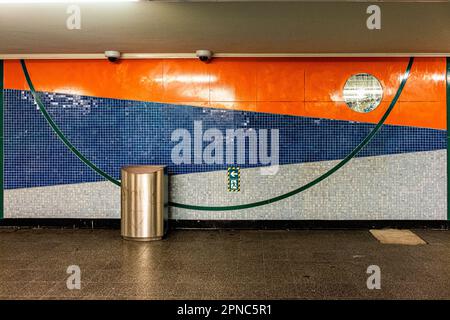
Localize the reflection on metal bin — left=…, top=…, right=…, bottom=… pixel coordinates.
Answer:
left=121, top=165, right=168, bottom=241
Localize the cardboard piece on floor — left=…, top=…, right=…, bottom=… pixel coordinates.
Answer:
left=369, top=229, right=427, bottom=245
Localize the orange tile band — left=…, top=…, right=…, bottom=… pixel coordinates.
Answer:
left=4, top=57, right=446, bottom=129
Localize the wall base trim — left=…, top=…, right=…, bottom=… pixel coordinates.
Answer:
left=0, top=219, right=448, bottom=230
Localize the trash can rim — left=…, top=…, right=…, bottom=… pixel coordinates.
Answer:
left=121, top=165, right=166, bottom=174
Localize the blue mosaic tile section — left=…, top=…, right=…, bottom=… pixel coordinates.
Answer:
left=3, top=89, right=447, bottom=189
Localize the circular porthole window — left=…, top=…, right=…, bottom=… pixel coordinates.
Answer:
left=343, top=73, right=383, bottom=113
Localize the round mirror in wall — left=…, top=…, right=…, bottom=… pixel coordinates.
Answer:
left=343, top=73, right=383, bottom=113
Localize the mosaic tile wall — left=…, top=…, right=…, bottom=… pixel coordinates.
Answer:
left=3, top=90, right=446, bottom=188
left=2, top=88, right=447, bottom=220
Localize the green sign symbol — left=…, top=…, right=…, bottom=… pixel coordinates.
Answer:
left=227, top=167, right=240, bottom=192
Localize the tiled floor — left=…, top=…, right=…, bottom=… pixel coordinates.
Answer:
left=0, top=228, right=449, bottom=299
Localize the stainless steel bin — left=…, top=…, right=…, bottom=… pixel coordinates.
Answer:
left=121, top=165, right=168, bottom=241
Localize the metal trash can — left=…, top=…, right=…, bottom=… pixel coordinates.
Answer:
left=121, top=165, right=168, bottom=241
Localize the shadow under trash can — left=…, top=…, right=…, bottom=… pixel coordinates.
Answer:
left=121, top=165, right=168, bottom=241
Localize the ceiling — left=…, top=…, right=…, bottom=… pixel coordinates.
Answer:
left=0, top=1, right=449, bottom=57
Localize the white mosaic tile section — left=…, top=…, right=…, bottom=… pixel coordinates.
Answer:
left=4, top=150, right=446, bottom=220
left=4, top=181, right=120, bottom=218
left=170, top=150, right=447, bottom=220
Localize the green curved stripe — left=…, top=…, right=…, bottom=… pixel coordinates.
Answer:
left=21, top=58, right=414, bottom=211
left=170, top=57, right=415, bottom=211
left=20, top=60, right=121, bottom=187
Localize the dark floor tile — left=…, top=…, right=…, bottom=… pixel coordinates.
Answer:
left=207, top=259, right=236, bottom=274
left=23, top=281, right=58, bottom=297
left=134, top=281, right=179, bottom=299
left=213, top=282, right=267, bottom=300
left=266, top=282, right=301, bottom=299
left=380, top=281, right=450, bottom=299
left=93, top=269, right=158, bottom=284
left=413, top=230, right=450, bottom=245
left=0, top=269, right=40, bottom=282
left=262, top=247, right=289, bottom=261
left=218, top=271, right=266, bottom=285
left=0, top=259, right=34, bottom=270
left=291, top=263, right=358, bottom=285
left=0, top=282, right=29, bottom=297
left=44, top=281, right=111, bottom=298
left=295, top=281, right=366, bottom=299
left=1, top=229, right=449, bottom=299
left=264, top=261, right=294, bottom=283
left=0, top=281, right=56, bottom=298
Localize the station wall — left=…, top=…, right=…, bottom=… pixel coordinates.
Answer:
left=0, top=57, right=447, bottom=220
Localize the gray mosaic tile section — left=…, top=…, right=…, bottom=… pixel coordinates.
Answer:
left=170, top=149, right=446, bottom=220
left=4, top=150, right=446, bottom=220
left=4, top=181, right=120, bottom=218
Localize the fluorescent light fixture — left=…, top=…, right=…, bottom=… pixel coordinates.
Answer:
left=0, top=0, right=139, bottom=3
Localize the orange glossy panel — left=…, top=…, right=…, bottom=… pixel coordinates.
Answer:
left=391, top=102, right=446, bottom=129
left=399, top=57, right=446, bottom=102
left=256, top=59, right=305, bottom=101
left=257, top=102, right=305, bottom=116
left=305, top=57, right=407, bottom=102
left=304, top=101, right=391, bottom=124
left=209, top=59, right=257, bottom=102
left=4, top=60, right=27, bottom=90
left=162, top=59, right=209, bottom=103
left=5, top=59, right=165, bottom=102
left=4, top=57, right=446, bottom=130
